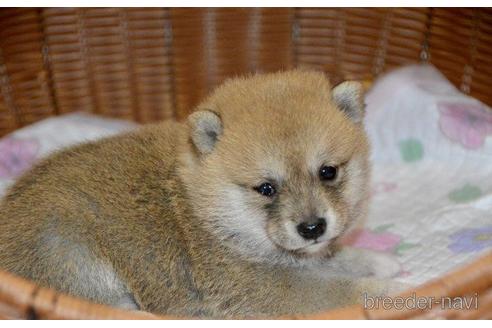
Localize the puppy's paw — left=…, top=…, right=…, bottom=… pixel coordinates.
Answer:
left=329, top=247, right=402, bottom=278
left=366, top=251, right=401, bottom=279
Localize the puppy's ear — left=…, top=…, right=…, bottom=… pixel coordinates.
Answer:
left=332, top=81, right=365, bottom=124
left=187, top=110, right=223, bottom=155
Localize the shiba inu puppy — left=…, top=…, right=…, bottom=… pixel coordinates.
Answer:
left=0, top=70, right=401, bottom=318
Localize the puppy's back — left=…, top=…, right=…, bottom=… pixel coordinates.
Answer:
left=0, top=121, right=184, bottom=304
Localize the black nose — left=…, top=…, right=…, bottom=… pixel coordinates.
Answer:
left=297, top=218, right=327, bottom=240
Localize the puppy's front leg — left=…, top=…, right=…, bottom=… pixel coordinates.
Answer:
left=326, top=246, right=402, bottom=279
left=317, top=246, right=409, bottom=305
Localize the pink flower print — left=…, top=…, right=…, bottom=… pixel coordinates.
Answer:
left=341, top=228, right=401, bottom=252
left=438, top=102, right=492, bottom=149
left=0, top=137, right=40, bottom=178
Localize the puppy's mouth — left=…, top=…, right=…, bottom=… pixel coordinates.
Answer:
left=290, top=239, right=332, bottom=256
left=300, top=240, right=328, bottom=250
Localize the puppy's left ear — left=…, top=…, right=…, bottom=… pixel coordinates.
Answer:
left=332, top=81, right=365, bottom=124
left=187, top=110, right=223, bottom=156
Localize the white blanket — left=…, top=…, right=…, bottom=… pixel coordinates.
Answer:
left=343, top=64, right=492, bottom=285
left=1, top=65, right=491, bottom=286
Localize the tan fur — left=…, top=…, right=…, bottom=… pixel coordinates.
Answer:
left=0, top=70, right=400, bottom=318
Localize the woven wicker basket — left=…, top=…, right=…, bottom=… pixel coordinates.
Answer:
left=0, top=8, right=491, bottom=319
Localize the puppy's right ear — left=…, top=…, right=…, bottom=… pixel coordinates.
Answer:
left=187, top=110, right=223, bottom=155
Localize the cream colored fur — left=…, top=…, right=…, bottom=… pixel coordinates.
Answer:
left=0, top=70, right=401, bottom=318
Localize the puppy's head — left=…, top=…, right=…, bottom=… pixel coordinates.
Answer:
left=180, top=71, right=370, bottom=260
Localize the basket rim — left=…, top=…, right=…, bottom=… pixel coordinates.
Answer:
left=0, top=250, right=491, bottom=319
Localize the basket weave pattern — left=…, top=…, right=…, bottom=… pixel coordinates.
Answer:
left=0, top=8, right=491, bottom=319
left=1, top=8, right=492, bottom=136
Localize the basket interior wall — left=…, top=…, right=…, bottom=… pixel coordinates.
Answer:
left=0, top=8, right=491, bottom=137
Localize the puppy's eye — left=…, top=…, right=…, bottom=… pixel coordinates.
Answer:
left=254, top=182, right=276, bottom=197
left=319, top=165, right=338, bottom=181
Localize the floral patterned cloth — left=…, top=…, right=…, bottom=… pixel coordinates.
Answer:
left=355, top=64, right=492, bottom=285
left=438, top=102, right=492, bottom=150
left=0, top=138, right=40, bottom=178
left=448, top=226, right=492, bottom=253
left=0, top=65, right=491, bottom=287
left=0, top=113, right=135, bottom=196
